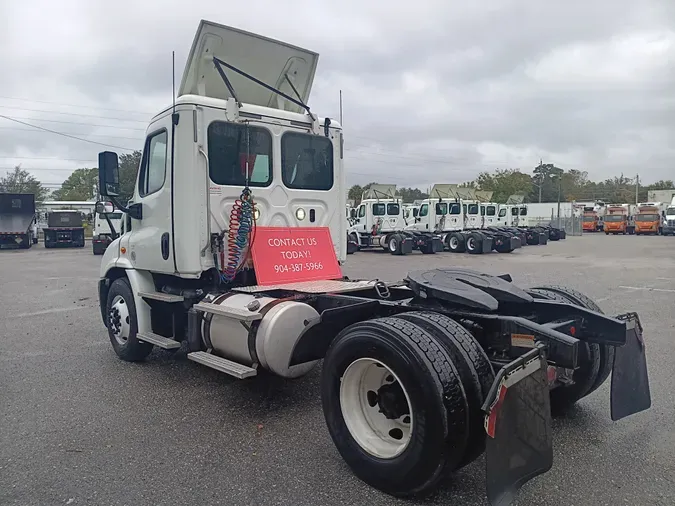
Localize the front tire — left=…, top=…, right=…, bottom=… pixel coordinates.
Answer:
left=321, top=317, right=469, bottom=498
left=106, top=278, right=153, bottom=362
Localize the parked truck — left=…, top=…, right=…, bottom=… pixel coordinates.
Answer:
left=94, top=20, right=650, bottom=506
left=662, top=197, right=675, bottom=236
left=635, top=202, right=664, bottom=235
left=92, top=202, right=123, bottom=255
left=603, top=204, right=635, bottom=235
left=43, top=209, right=85, bottom=248
left=0, top=193, right=38, bottom=249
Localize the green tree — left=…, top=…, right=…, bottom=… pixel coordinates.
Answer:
left=118, top=150, right=142, bottom=203
left=51, top=167, right=98, bottom=201
left=475, top=169, right=533, bottom=203
left=0, top=166, right=49, bottom=202
left=397, top=187, right=428, bottom=203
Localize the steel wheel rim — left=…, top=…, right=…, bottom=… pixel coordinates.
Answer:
left=467, top=237, right=475, bottom=250
left=339, top=358, right=413, bottom=459
left=389, top=237, right=397, bottom=252
left=450, top=236, right=458, bottom=249
left=109, top=294, right=131, bottom=346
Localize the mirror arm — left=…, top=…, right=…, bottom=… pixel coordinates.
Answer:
left=108, top=196, right=143, bottom=220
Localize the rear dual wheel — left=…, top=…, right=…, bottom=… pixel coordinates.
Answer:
left=528, top=285, right=614, bottom=415
left=321, top=313, right=492, bottom=497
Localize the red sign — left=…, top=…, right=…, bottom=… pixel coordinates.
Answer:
left=251, top=227, right=342, bottom=286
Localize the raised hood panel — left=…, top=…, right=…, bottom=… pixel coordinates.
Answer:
left=179, top=20, right=319, bottom=113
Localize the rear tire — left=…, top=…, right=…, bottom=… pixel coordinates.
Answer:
left=388, top=234, right=403, bottom=255
left=446, top=232, right=465, bottom=253
left=106, top=278, right=153, bottom=362
left=529, top=285, right=611, bottom=415
left=321, top=317, right=469, bottom=498
left=395, top=312, right=494, bottom=469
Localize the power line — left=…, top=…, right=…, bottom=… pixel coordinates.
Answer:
left=0, top=115, right=137, bottom=151
left=0, top=96, right=155, bottom=115
left=0, top=126, right=143, bottom=141
left=0, top=116, right=146, bottom=131
left=0, top=105, right=149, bottom=123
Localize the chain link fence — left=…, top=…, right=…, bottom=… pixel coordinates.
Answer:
left=527, top=215, right=584, bottom=236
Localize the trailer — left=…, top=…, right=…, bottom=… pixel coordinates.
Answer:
left=94, top=20, right=651, bottom=506
left=43, top=210, right=85, bottom=248
left=0, top=193, right=38, bottom=249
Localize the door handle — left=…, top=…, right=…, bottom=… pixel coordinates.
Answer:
left=161, top=233, right=170, bottom=260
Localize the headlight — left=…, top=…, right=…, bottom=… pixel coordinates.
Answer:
left=296, top=208, right=306, bottom=221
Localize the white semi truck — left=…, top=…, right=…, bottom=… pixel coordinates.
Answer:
left=95, top=20, right=650, bottom=506
left=92, top=202, right=123, bottom=255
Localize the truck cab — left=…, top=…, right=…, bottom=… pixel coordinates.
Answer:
left=582, top=207, right=598, bottom=232
left=92, top=202, right=123, bottom=255
left=603, top=205, right=631, bottom=235
left=348, top=185, right=407, bottom=252
left=635, top=203, right=663, bottom=235
left=663, top=197, right=675, bottom=236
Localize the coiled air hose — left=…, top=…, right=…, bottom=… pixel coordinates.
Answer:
left=222, top=187, right=255, bottom=282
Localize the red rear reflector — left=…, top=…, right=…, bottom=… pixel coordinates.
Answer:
left=486, top=384, right=508, bottom=438
left=569, top=326, right=576, bottom=336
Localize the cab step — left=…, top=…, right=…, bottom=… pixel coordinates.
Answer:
left=137, top=332, right=181, bottom=349
left=193, top=301, right=262, bottom=322
left=187, top=351, right=257, bottom=379
left=138, top=291, right=184, bottom=303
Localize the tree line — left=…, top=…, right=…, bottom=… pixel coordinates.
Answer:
left=348, top=163, right=674, bottom=205
left=2, top=157, right=672, bottom=206
left=0, top=151, right=141, bottom=204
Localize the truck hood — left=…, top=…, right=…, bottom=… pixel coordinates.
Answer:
left=178, top=20, right=319, bottom=114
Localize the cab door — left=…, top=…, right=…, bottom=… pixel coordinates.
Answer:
left=125, top=120, right=174, bottom=274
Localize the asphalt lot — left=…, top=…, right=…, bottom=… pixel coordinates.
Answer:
left=2, top=234, right=674, bottom=506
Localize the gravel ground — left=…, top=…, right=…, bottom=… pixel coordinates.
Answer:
left=1, top=234, right=674, bottom=506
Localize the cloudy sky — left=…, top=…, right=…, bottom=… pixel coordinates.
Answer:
left=1, top=0, right=673, bottom=194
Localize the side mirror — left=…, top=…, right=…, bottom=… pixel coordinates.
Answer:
left=98, top=151, right=120, bottom=197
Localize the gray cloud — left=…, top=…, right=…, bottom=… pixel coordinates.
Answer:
left=1, top=0, right=674, bottom=194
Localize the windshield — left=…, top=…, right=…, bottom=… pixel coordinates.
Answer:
left=486, top=206, right=496, bottom=216
left=436, top=203, right=448, bottom=215
left=103, top=212, right=123, bottom=220
left=666, top=207, right=675, bottom=216
left=583, top=215, right=596, bottom=222
left=519, top=207, right=527, bottom=216
left=387, top=203, right=399, bottom=216
left=467, top=204, right=479, bottom=215
left=604, top=215, right=624, bottom=222
left=636, top=214, right=659, bottom=222
left=449, top=203, right=461, bottom=215
left=281, top=132, right=333, bottom=190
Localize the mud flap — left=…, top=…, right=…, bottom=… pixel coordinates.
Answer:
left=483, top=348, right=553, bottom=506
left=610, top=312, right=651, bottom=421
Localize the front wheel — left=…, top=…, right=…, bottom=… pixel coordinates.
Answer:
left=321, top=317, right=469, bottom=497
left=106, top=278, right=153, bottom=362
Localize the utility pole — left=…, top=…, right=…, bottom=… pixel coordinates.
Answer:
left=556, top=175, right=562, bottom=228
left=538, top=158, right=543, bottom=203
left=635, top=174, right=639, bottom=205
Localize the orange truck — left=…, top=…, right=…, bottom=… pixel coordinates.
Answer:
left=603, top=205, right=634, bottom=235
left=582, top=207, right=599, bottom=232
left=635, top=203, right=663, bottom=235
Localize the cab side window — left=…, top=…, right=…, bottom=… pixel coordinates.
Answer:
left=419, top=204, right=429, bottom=217
left=139, top=130, right=168, bottom=197
left=358, top=205, right=366, bottom=218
